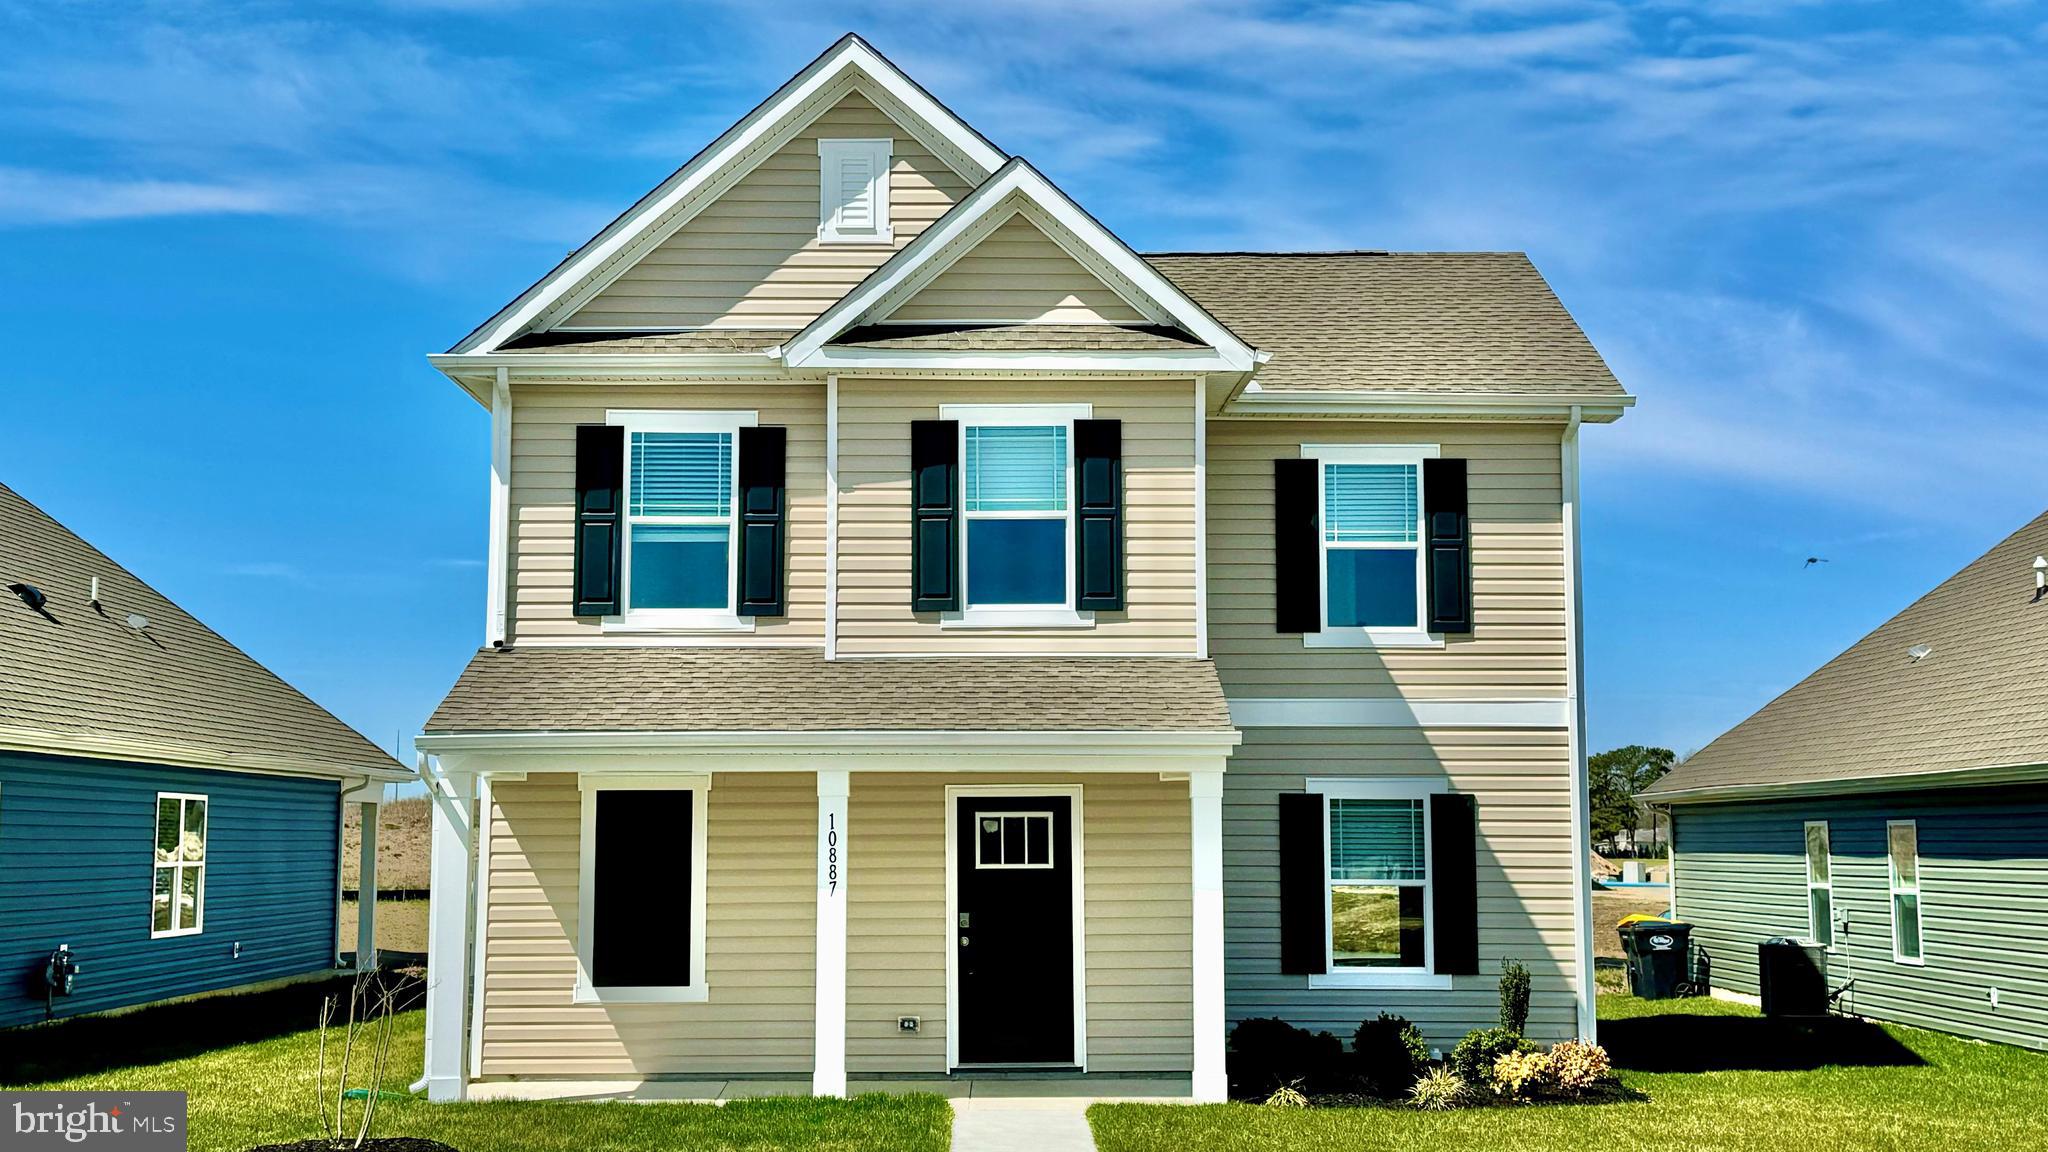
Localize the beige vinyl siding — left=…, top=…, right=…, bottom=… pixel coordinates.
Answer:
left=836, top=378, right=1199, bottom=655
left=565, top=92, right=970, bottom=330
left=477, top=772, right=815, bottom=1078
left=847, top=772, right=1193, bottom=1074
left=883, top=214, right=1145, bottom=324
left=1223, top=726, right=1579, bottom=1047
left=1208, top=420, right=1567, bottom=698
left=506, top=382, right=826, bottom=644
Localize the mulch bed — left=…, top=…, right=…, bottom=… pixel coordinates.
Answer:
left=249, top=1141, right=460, bottom=1152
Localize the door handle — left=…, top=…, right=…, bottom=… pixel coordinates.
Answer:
left=960, top=936, right=970, bottom=947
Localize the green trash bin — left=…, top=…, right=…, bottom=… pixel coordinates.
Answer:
left=1618, top=919, right=1692, bottom=999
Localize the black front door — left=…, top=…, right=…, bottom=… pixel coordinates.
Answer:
left=955, top=796, right=1075, bottom=1065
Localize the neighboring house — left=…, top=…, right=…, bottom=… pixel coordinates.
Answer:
left=1643, top=511, right=2048, bottom=1051
left=0, top=482, right=410, bottom=1028
left=414, top=35, right=1632, bottom=1102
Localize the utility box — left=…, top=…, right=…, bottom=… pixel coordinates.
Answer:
left=1758, top=937, right=1829, bottom=1017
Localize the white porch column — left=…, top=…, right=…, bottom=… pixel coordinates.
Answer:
left=422, top=758, right=476, bottom=1103
left=1190, top=772, right=1227, bottom=1103
left=356, top=799, right=379, bottom=971
left=813, top=769, right=850, bottom=1097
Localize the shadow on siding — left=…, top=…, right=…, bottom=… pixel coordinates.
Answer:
left=1604, top=1013, right=1925, bottom=1072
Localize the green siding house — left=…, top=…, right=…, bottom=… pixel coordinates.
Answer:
left=1643, top=510, right=2048, bottom=1051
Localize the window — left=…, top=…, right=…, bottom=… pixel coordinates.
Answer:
left=151, top=793, right=207, bottom=937
left=1804, top=821, right=1833, bottom=947
left=575, top=777, right=710, bottom=1003
left=608, top=410, right=756, bottom=630
left=941, top=403, right=1092, bottom=628
left=974, top=811, right=1054, bottom=869
left=1309, top=779, right=1449, bottom=989
left=1888, top=820, right=1923, bottom=964
left=1304, top=444, right=1441, bottom=649
left=818, top=138, right=892, bottom=243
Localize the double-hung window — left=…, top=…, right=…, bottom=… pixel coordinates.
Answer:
left=1310, top=779, right=1448, bottom=989
left=575, top=776, right=710, bottom=1003
left=151, top=793, right=207, bottom=938
left=1804, top=821, right=1833, bottom=947
left=1304, top=444, right=1441, bottom=648
left=1888, top=820, right=1924, bottom=964
left=609, top=410, right=756, bottom=631
left=942, top=403, right=1091, bottom=628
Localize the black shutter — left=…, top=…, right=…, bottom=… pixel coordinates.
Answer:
left=572, top=424, right=624, bottom=617
left=736, top=426, right=787, bottom=617
left=910, top=419, right=960, bottom=612
left=1424, top=457, right=1472, bottom=634
left=1274, top=458, right=1322, bottom=633
left=1075, top=419, right=1124, bottom=611
left=1430, top=791, right=1480, bottom=976
left=1278, top=791, right=1328, bottom=975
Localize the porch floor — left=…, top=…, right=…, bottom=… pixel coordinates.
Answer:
left=467, top=1074, right=1192, bottom=1103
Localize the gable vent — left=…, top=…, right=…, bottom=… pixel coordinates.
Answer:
left=818, top=138, right=892, bottom=244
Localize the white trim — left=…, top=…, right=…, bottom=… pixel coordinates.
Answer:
left=791, top=348, right=1249, bottom=373
left=148, top=792, right=208, bottom=939
left=422, top=757, right=474, bottom=1102
left=944, top=783, right=1087, bottom=1072
left=1803, top=820, right=1834, bottom=949
left=416, top=729, right=1241, bottom=759
left=943, top=403, right=1091, bottom=624
left=451, top=35, right=1002, bottom=354
left=1304, top=778, right=1451, bottom=990
left=356, top=798, right=380, bottom=972
left=603, top=408, right=758, bottom=633
left=572, top=774, right=712, bottom=1004
left=466, top=776, right=492, bottom=1076
left=1302, top=444, right=1443, bottom=466
left=941, top=608, right=1095, bottom=629
left=813, top=769, right=850, bottom=1096
left=1188, top=773, right=1226, bottom=1102
left=968, top=809, right=1057, bottom=869
left=1228, top=697, right=1571, bottom=729
left=1304, top=628, right=1442, bottom=649
left=784, top=161, right=1255, bottom=371
left=1227, top=389, right=1635, bottom=421
left=1887, top=819, right=1925, bottom=966
left=1300, top=443, right=1440, bottom=649
left=825, top=375, right=840, bottom=660
left=1193, top=376, right=1209, bottom=660
left=485, top=370, right=512, bottom=646
left=816, top=138, right=893, bottom=244
left=1561, top=409, right=1596, bottom=1039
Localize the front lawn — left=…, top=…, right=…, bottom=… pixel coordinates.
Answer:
left=1, top=981, right=948, bottom=1152
left=1091, top=994, right=2048, bottom=1152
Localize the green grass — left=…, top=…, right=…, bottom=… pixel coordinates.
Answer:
left=1090, top=995, right=2048, bottom=1152
left=2, top=981, right=948, bottom=1152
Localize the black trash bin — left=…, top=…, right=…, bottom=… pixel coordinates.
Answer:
left=1618, top=919, right=1693, bottom=999
left=1758, top=937, right=1829, bottom=1016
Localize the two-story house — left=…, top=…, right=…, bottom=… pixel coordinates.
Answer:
left=413, top=35, right=1631, bottom=1103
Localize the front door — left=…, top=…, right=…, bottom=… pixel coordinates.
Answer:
left=955, top=796, right=1075, bottom=1065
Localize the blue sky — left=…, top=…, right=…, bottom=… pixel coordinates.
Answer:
left=3, top=1, right=2044, bottom=770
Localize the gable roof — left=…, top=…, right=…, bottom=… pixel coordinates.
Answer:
left=1643, top=509, right=2048, bottom=803
left=785, top=158, right=1256, bottom=372
left=0, top=482, right=408, bottom=781
left=451, top=34, right=1005, bottom=355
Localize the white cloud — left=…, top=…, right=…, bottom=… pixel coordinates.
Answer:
left=0, top=167, right=279, bottom=225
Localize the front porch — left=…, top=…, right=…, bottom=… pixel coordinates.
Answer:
left=468, top=1073, right=1193, bottom=1102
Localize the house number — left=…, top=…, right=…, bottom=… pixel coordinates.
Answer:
left=823, top=813, right=839, bottom=895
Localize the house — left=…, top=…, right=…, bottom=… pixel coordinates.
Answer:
left=413, top=34, right=1632, bottom=1102
left=1642, top=511, right=2048, bottom=1051
left=0, top=482, right=410, bottom=1028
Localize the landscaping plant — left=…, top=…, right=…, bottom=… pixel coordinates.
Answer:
left=1406, top=1067, right=1469, bottom=1111
left=1262, top=1085, right=1310, bottom=1109
left=1226, top=1017, right=1344, bottom=1096
left=1351, top=1013, right=1430, bottom=1098
left=1545, top=1039, right=1613, bottom=1096
left=1449, top=1025, right=1538, bottom=1082
left=1498, top=958, right=1532, bottom=1034
left=309, top=971, right=429, bottom=1151
left=1489, top=1048, right=1551, bottom=1100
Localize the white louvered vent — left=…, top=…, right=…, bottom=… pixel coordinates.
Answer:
left=818, top=138, right=892, bottom=244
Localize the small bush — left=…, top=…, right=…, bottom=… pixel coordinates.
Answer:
left=1263, top=1085, right=1309, bottom=1109
left=1351, top=1013, right=1429, bottom=1098
left=1490, top=1049, right=1550, bottom=1099
left=1498, top=958, right=1532, bottom=1034
left=1228, top=1017, right=1344, bottom=1096
left=1449, top=1025, right=1537, bottom=1082
left=1546, top=1039, right=1612, bottom=1096
left=1407, top=1067, right=1469, bottom=1111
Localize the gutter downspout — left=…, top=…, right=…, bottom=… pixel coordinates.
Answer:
left=1562, top=404, right=1596, bottom=1040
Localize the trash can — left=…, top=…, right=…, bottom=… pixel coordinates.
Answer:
left=1758, top=937, right=1829, bottom=1017
left=1617, top=918, right=1693, bottom=999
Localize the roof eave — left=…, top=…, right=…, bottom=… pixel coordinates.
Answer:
left=416, top=728, right=1242, bottom=757
left=1643, top=758, right=2048, bottom=805
left=1224, top=389, right=1635, bottom=421
left=0, top=725, right=413, bottom=785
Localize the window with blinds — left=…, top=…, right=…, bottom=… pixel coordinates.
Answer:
left=626, top=430, right=734, bottom=612
left=1322, top=461, right=1423, bottom=629
left=1328, top=797, right=1427, bottom=969
left=818, top=139, right=892, bottom=243
left=963, top=423, right=1069, bottom=607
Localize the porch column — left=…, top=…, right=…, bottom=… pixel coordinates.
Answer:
left=1190, top=772, right=1227, bottom=1102
left=422, top=758, right=475, bottom=1103
left=813, top=769, right=850, bottom=1097
left=356, top=798, right=379, bottom=971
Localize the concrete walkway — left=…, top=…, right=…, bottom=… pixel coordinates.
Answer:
left=949, top=1096, right=1095, bottom=1152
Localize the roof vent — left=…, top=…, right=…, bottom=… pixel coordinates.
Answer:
left=125, top=612, right=150, bottom=632
left=1907, top=643, right=1933, bottom=661
left=2033, top=556, right=2045, bottom=601
left=7, top=582, right=46, bottom=611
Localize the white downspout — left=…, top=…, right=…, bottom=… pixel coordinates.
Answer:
left=1561, top=405, right=1596, bottom=1039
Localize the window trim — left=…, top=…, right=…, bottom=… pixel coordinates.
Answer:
left=939, top=403, right=1095, bottom=629
left=150, top=791, right=208, bottom=940
left=1305, top=777, right=1452, bottom=990
left=1300, top=443, right=1443, bottom=650
left=1887, top=818, right=1925, bottom=966
left=573, top=774, right=712, bottom=1004
left=971, top=809, right=1057, bottom=870
left=603, top=409, right=758, bottom=633
left=817, top=138, right=894, bottom=245
left=1803, top=820, right=1834, bottom=949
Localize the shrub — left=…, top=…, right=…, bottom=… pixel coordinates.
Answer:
left=1546, top=1039, right=1612, bottom=1095
left=1448, top=1025, right=1537, bottom=1082
left=1407, top=1067, right=1469, bottom=1111
left=1490, top=1049, right=1551, bottom=1099
left=1498, top=959, right=1532, bottom=1034
left=1227, top=1017, right=1344, bottom=1096
left=1262, top=1085, right=1310, bottom=1108
left=1351, top=1013, right=1429, bottom=1098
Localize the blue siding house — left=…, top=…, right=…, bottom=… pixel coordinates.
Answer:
left=0, top=481, right=409, bottom=1028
